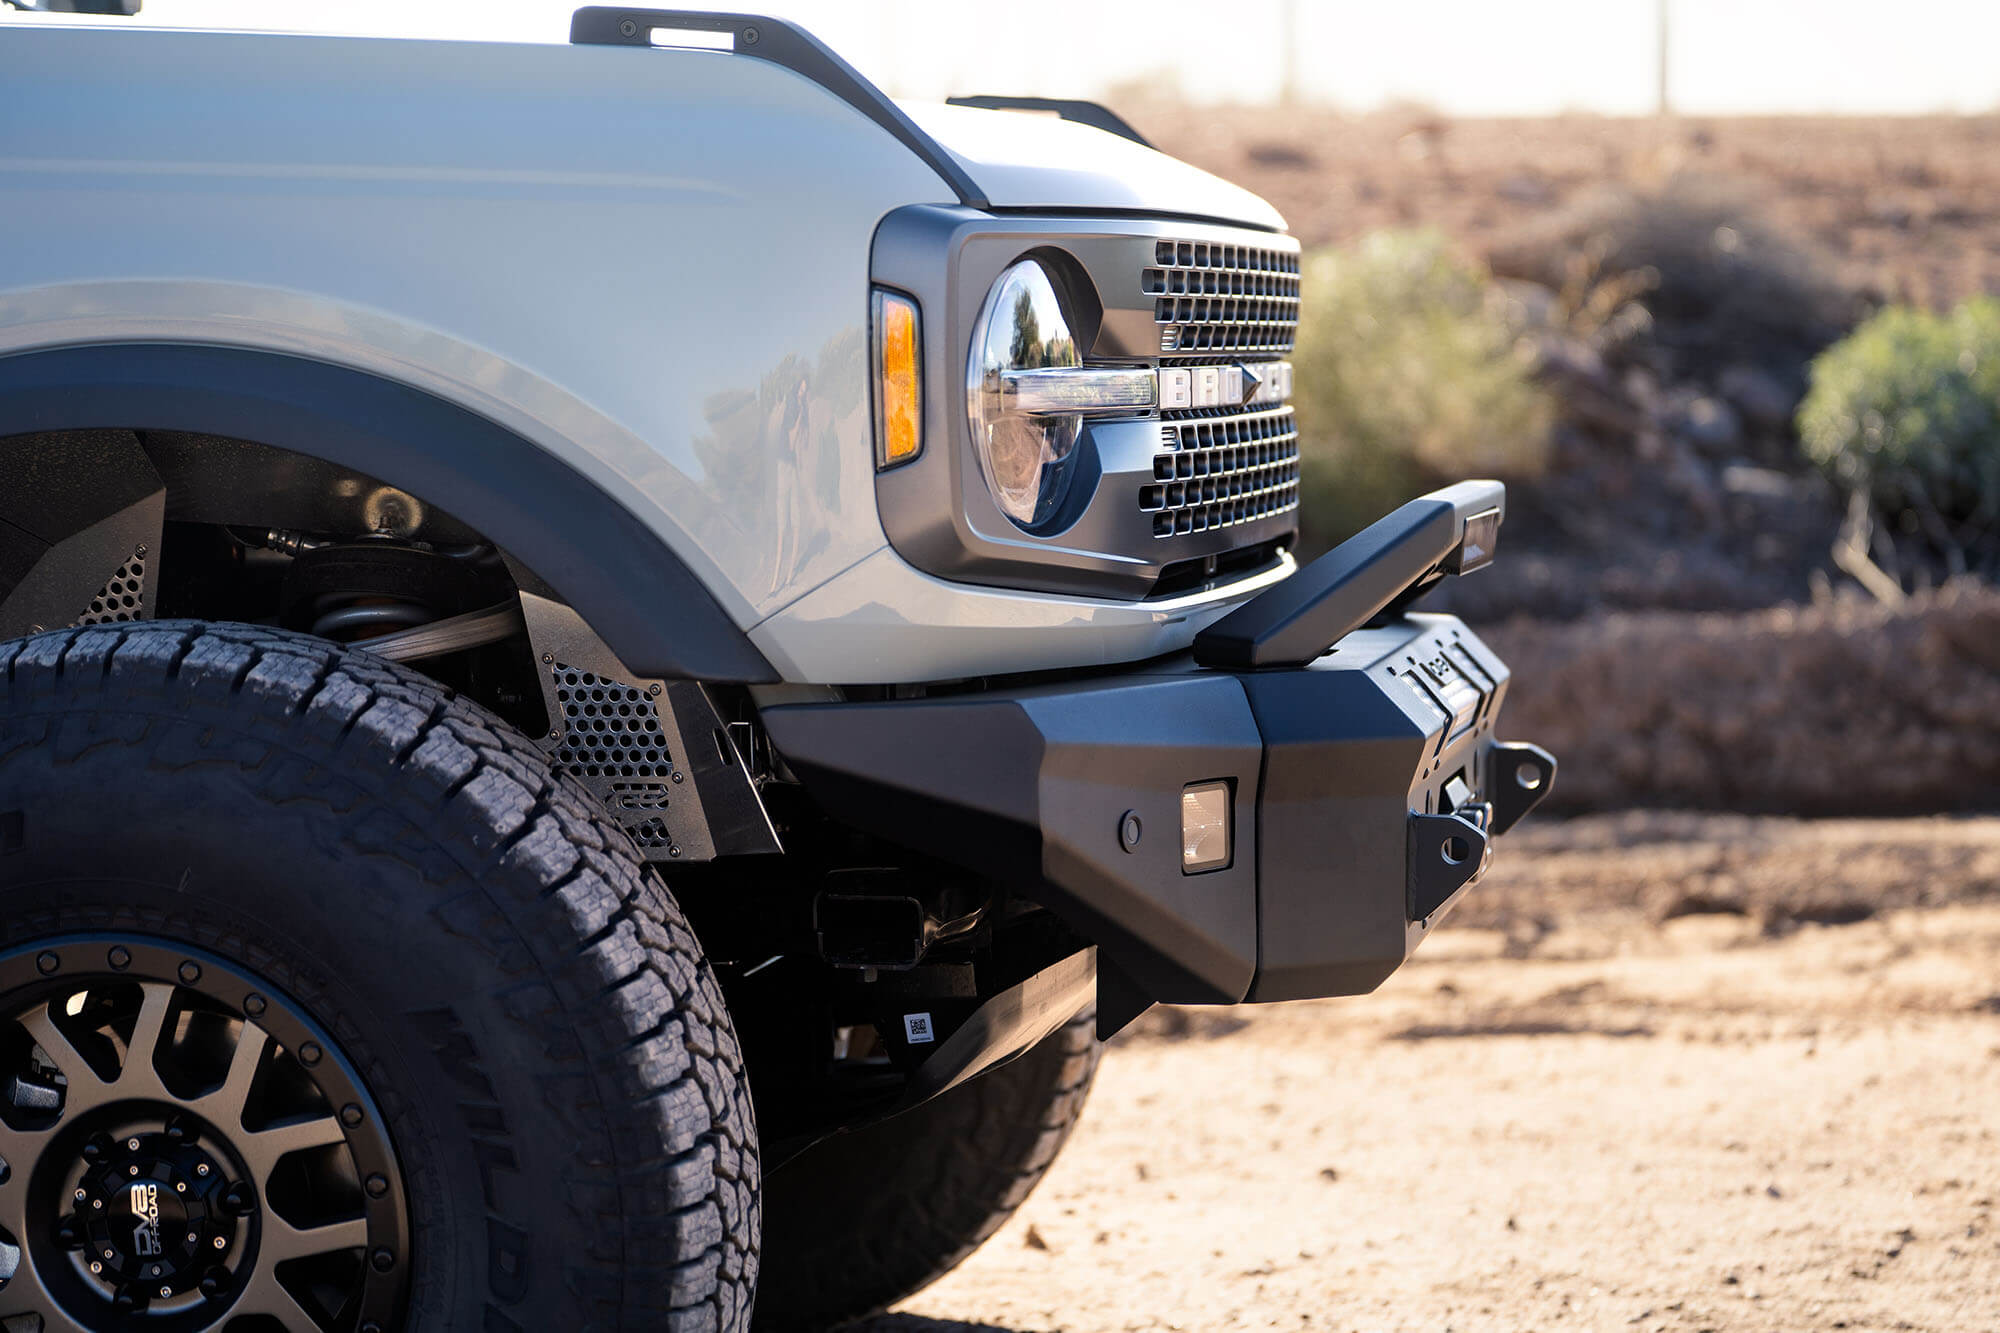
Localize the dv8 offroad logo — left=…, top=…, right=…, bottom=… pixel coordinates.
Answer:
left=130, top=1182, right=162, bottom=1257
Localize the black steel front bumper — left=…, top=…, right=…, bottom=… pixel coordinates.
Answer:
left=761, top=481, right=1554, bottom=1028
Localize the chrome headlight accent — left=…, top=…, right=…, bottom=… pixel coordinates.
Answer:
left=1000, top=365, right=1156, bottom=417
left=967, top=260, right=1088, bottom=530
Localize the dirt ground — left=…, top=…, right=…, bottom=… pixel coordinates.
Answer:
left=859, top=814, right=2000, bottom=1333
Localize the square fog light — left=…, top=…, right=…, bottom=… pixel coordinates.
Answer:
left=1180, top=781, right=1232, bottom=873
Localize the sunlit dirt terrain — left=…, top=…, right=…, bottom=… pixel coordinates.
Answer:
left=1137, top=107, right=2000, bottom=310
left=862, top=815, right=2000, bottom=1333
left=846, top=111, right=2000, bottom=1333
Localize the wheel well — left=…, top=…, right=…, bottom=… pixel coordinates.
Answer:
left=0, top=343, right=774, bottom=682
left=0, top=425, right=554, bottom=735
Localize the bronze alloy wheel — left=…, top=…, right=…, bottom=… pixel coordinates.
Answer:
left=0, top=936, right=408, bottom=1333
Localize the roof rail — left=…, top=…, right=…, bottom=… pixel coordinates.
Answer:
left=570, top=8, right=987, bottom=209
left=945, top=96, right=1152, bottom=149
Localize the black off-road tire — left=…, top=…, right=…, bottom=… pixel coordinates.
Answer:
left=0, top=622, right=758, bottom=1330
left=752, top=1010, right=1100, bottom=1330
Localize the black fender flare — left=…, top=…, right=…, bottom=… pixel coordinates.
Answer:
left=0, top=343, right=776, bottom=682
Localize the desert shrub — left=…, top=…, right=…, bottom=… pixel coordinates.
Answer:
left=1797, top=297, right=2000, bottom=558
left=1486, top=177, right=1859, bottom=383
left=1291, top=230, right=1553, bottom=547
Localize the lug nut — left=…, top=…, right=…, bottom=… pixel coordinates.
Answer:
left=82, top=1134, right=110, bottom=1162
left=221, top=1181, right=257, bottom=1216
left=56, top=1218, right=82, bottom=1249
left=164, top=1115, right=195, bottom=1144
left=199, top=1266, right=230, bottom=1299
left=112, top=1285, right=146, bottom=1313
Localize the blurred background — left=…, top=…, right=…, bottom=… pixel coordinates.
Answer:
left=21, top=0, right=1999, bottom=818
left=7, top=3, right=1996, bottom=1328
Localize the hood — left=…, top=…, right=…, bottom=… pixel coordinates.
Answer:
left=899, top=101, right=1288, bottom=234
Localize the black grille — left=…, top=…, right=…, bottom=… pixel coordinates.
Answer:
left=1139, top=405, right=1300, bottom=538
left=1144, top=240, right=1300, bottom=355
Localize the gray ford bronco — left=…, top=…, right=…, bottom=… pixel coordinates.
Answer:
left=0, top=7, right=1553, bottom=1330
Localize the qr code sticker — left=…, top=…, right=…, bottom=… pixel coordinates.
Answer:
left=903, top=1012, right=935, bottom=1044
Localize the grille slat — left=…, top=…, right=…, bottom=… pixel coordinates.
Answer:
left=1141, top=405, right=1300, bottom=538
left=1145, top=239, right=1301, bottom=355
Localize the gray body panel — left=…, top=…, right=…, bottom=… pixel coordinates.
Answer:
left=0, top=21, right=1293, bottom=683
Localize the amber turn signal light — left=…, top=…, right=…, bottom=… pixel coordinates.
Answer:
left=873, top=288, right=922, bottom=468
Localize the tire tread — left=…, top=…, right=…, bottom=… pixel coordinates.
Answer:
left=1, top=621, right=759, bottom=1330
left=754, top=1011, right=1100, bottom=1330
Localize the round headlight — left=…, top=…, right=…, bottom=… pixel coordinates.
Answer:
left=967, top=259, right=1084, bottom=530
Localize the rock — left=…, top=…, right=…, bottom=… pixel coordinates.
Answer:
left=1664, top=439, right=1725, bottom=525
left=1498, top=173, right=1554, bottom=205
left=1670, top=395, right=1743, bottom=455
left=1718, top=364, right=1802, bottom=431
left=1721, top=464, right=1795, bottom=499
left=1496, top=278, right=1559, bottom=331
left=1246, top=141, right=1316, bottom=170
left=1530, top=330, right=1610, bottom=388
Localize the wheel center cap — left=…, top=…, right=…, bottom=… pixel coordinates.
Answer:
left=107, top=1177, right=189, bottom=1266
left=77, top=1133, right=231, bottom=1291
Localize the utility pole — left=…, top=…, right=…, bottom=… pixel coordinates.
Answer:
left=1656, top=0, right=1672, bottom=117
left=1279, top=0, right=1301, bottom=107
